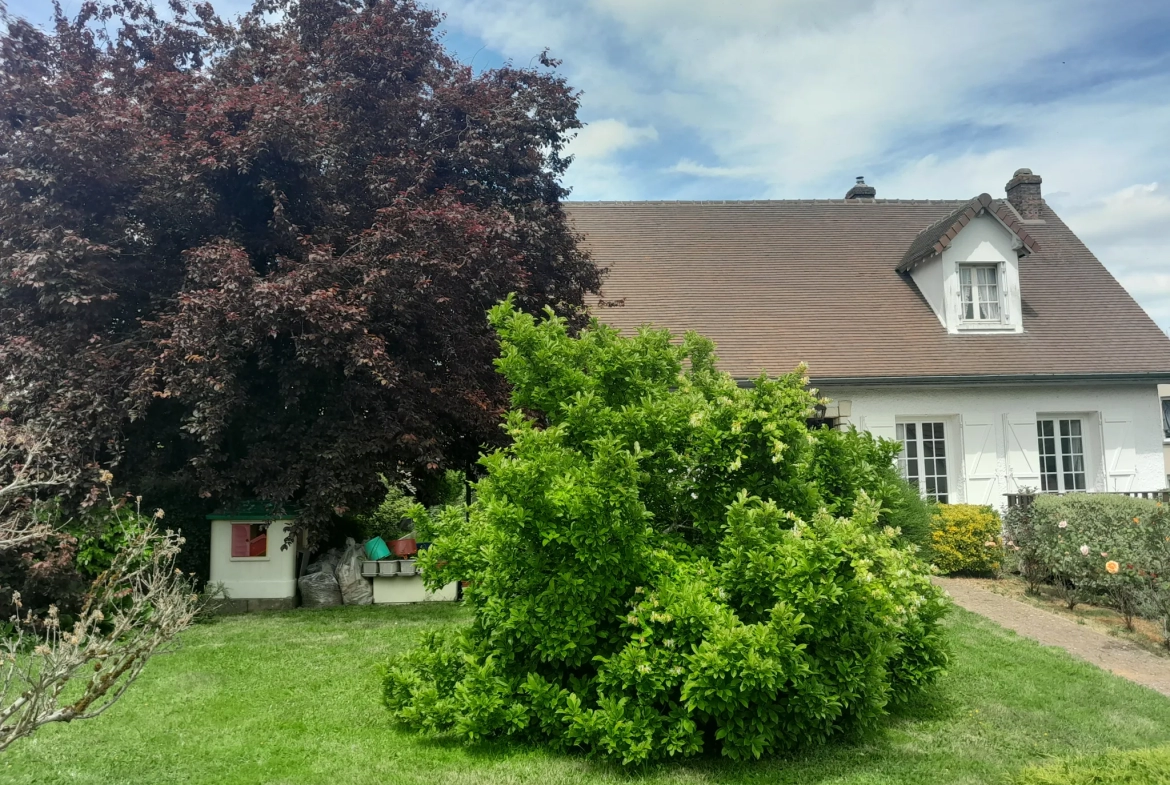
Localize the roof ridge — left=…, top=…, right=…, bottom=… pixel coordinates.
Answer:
left=564, top=198, right=971, bottom=206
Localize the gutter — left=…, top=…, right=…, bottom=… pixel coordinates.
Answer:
left=735, top=372, right=1170, bottom=388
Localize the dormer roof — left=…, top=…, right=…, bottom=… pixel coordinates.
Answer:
left=897, top=193, right=1039, bottom=273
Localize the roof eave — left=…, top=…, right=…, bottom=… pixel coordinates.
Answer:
left=748, top=372, right=1170, bottom=388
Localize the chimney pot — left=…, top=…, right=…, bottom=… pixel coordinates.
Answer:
left=846, top=176, right=876, bottom=200
left=1006, top=168, right=1043, bottom=219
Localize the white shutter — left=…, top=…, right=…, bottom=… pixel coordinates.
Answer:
left=961, top=415, right=998, bottom=505
left=1102, top=415, right=1137, bottom=491
left=1003, top=412, right=1040, bottom=491
left=859, top=412, right=896, bottom=443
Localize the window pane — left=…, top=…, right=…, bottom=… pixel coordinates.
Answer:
left=962, top=266, right=1000, bottom=321
left=1163, top=399, right=1170, bottom=440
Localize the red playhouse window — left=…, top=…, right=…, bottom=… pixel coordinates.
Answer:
left=231, top=524, right=269, bottom=558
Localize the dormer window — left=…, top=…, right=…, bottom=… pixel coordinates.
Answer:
left=898, top=194, right=1035, bottom=335
left=960, top=264, right=1002, bottom=322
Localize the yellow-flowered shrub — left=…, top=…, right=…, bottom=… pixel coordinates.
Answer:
left=930, top=504, right=1002, bottom=575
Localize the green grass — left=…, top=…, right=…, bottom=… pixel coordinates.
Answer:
left=5, top=605, right=1170, bottom=784
left=1012, top=745, right=1170, bottom=784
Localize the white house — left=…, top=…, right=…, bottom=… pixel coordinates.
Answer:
left=567, top=169, right=1170, bottom=506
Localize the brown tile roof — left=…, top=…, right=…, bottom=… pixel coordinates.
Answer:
left=567, top=198, right=1170, bottom=382
left=898, top=193, right=1038, bottom=272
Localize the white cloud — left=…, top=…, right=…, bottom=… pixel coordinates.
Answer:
left=1064, top=182, right=1170, bottom=241
left=566, top=119, right=658, bottom=162
left=667, top=159, right=760, bottom=179
left=435, top=0, right=1170, bottom=331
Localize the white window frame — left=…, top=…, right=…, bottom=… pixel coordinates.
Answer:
left=1036, top=418, right=1088, bottom=493
left=959, top=263, right=1004, bottom=324
left=1162, top=397, right=1170, bottom=443
left=896, top=419, right=952, bottom=503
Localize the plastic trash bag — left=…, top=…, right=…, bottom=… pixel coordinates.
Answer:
left=305, top=547, right=341, bottom=575
left=336, top=538, right=374, bottom=606
left=298, top=570, right=343, bottom=608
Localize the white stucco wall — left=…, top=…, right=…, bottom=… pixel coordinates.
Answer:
left=820, top=382, right=1167, bottom=507
left=909, top=213, right=1024, bottom=334
left=908, top=255, right=945, bottom=327
left=210, top=520, right=298, bottom=599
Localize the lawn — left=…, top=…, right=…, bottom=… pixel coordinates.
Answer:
left=5, top=605, right=1170, bottom=785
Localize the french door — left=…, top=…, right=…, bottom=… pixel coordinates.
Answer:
left=896, top=421, right=949, bottom=503
left=1037, top=418, right=1086, bottom=492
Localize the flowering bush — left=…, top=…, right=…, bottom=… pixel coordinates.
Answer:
left=1028, top=495, right=1165, bottom=624
left=929, top=505, right=1002, bottom=575
left=383, top=302, right=949, bottom=764
left=1003, top=496, right=1045, bottom=592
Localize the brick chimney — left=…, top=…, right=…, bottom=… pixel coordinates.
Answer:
left=1005, top=168, right=1043, bottom=219
left=845, top=176, right=876, bottom=200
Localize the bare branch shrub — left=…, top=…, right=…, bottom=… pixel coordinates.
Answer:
left=0, top=421, right=203, bottom=751
left=0, top=419, right=75, bottom=552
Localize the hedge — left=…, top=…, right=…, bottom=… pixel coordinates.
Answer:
left=1005, top=494, right=1170, bottom=635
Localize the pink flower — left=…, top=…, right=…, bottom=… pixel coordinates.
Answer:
left=1058, top=520, right=1068, bottom=529
left=1101, top=552, right=1108, bottom=558
left=1079, top=544, right=1090, bottom=556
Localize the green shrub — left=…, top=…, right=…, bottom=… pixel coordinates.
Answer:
left=355, top=470, right=467, bottom=544
left=383, top=301, right=949, bottom=764
left=881, top=475, right=937, bottom=554
left=929, top=504, right=1002, bottom=575
left=1013, top=745, right=1170, bottom=784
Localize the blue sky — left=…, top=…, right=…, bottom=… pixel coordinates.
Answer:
left=10, top=0, right=1170, bottom=335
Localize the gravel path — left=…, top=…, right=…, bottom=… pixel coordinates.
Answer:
left=935, top=576, right=1170, bottom=697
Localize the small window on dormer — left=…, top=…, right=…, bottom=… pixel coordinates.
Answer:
left=960, top=264, right=1001, bottom=322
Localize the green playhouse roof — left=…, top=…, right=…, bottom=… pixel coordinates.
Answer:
left=206, top=500, right=299, bottom=521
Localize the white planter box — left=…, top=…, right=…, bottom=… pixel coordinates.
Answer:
left=372, top=574, right=458, bottom=604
